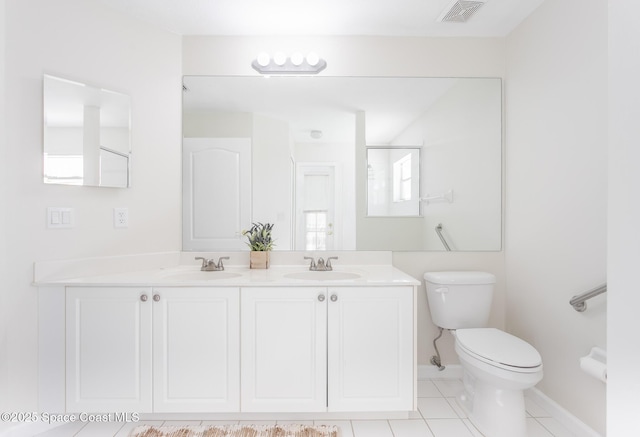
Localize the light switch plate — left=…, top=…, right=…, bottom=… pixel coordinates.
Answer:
left=47, top=207, right=74, bottom=229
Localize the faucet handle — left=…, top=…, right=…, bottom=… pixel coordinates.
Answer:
left=195, top=257, right=207, bottom=268
left=326, top=256, right=338, bottom=270
left=216, top=256, right=229, bottom=269
left=304, top=256, right=317, bottom=270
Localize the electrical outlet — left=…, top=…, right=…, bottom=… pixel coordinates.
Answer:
left=114, top=208, right=129, bottom=228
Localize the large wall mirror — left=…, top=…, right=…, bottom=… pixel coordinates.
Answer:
left=43, top=74, right=131, bottom=188
left=182, top=76, right=502, bottom=252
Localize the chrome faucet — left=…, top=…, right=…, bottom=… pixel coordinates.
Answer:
left=195, top=256, right=229, bottom=271
left=326, top=256, right=338, bottom=270
left=304, top=256, right=338, bottom=271
left=303, top=256, right=316, bottom=270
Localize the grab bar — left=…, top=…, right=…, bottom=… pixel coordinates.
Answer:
left=421, top=189, right=453, bottom=205
left=435, top=223, right=451, bottom=251
left=570, top=284, right=607, bottom=312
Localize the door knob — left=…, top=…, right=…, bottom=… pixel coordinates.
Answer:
left=153, top=294, right=161, bottom=302
left=318, top=294, right=326, bottom=302
left=140, top=295, right=148, bottom=302
left=330, top=294, right=338, bottom=302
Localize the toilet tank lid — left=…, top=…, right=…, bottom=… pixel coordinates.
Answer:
left=424, top=271, right=496, bottom=285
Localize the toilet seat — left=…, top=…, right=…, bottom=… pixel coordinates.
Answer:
left=456, top=328, right=542, bottom=373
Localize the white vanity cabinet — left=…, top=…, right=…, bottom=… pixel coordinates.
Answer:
left=152, top=287, right=240, bottom=412
left=65, top=286, right=240, bottom=413
left=66, top=287, right=153, bottom=412
left=241, top=287, right=328, bottom=412
left=46, top=263, right=418, bottom=416
left=328, top=286, right=414, bottom=412
left=241, top=286, right=414, bottom=413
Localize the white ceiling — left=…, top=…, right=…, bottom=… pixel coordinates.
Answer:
left=97, top=0, right=544, bottom=37
left=102, top=0, right=540, bottom=143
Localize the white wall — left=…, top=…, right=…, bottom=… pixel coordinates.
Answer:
left=505, top=0, right=607, bottom=434
left=183, top=35, right=507, bottom=368
left=392, top=79, right=502, bottom=251
left=252, top=114, right=293, bottom=249
left=1, top=0, right=182, bottom=416
left=608, top=2, right=640, bottom=435
left=0, top=0, right=8, bottom=416
left=183, top=111, right=253, bottom=137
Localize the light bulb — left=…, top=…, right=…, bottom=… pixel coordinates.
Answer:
left=291, top=52, right=304, bottom=66
left=273, top=52, right=287, bottom=66
left=256, top=52, right=270, bottom=67
left=306, top=52, right=320, bottom=66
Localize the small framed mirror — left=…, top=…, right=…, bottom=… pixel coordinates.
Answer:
left=43, top=74, right=131, bottom=187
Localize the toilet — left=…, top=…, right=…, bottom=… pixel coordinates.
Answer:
left=424, top=271, right=543, bottom=437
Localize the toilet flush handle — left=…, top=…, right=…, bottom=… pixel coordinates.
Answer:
left=435, top=287, right=449, bottom=294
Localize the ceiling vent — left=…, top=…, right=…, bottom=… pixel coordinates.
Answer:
left=437, top=0, right=487, bottom=23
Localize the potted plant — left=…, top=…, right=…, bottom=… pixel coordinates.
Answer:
left=242, top=222, right=274, bottom=269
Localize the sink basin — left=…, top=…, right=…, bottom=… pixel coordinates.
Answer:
left=161, top=271, right=243, bottom=281
left=284, top=271, right=362, bottom=281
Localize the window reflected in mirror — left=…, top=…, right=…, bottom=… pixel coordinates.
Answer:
left=367, top=147, right=421, bottom=217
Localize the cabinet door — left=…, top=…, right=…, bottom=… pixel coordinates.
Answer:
left=327, top=286, right=414, bottom=412
left=241, top=287, right=327, bottom=412
left=66, top=287, right=152, bottom=412
left=152, top=287, right=240, bottom=412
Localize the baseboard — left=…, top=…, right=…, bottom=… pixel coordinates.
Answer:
left=418, top=364, right=602, bottom=437
left=526, top=388, right=602, bottom=437
left=418, top=363, right=463, bottom=380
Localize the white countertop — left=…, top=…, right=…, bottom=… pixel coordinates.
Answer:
left=35, top=264, right=420, bottom=287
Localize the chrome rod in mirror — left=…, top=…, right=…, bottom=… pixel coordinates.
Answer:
left=435, top=223, right=451, bottom=251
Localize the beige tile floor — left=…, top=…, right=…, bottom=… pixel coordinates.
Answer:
left=31, top=379, right=577, bottom=437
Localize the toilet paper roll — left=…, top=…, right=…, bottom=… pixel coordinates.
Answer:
left=580, top=356, right=607, bottom=383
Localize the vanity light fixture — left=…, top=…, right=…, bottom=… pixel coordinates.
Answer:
left=252, top=52, right=327, bottom=75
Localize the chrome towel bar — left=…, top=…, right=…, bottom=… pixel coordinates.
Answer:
left=570, top=284, right=607, bottom=312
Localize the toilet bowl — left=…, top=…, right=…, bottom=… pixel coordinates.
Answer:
left=423, top=272, right=543, bottom=437
left=454, top=328, right=543, bottom=437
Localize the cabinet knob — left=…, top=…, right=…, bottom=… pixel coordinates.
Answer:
left=330, top=294, right=338, bottom=302
left=140, top=295, right=148, bottom=302
left=153, top=294, right=161, bottom=302
left=318, top=294, right=326, bottom=302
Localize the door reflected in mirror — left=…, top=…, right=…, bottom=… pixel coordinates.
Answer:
left=182, top=76, right=501, bottom=252
left=43, top=74, right=131, bottom=188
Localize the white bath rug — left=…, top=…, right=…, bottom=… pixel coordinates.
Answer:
left=129, top=424, right=340, bottom=437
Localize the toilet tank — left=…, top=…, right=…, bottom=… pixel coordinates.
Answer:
left=424, top=271, right=496, bottom=329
